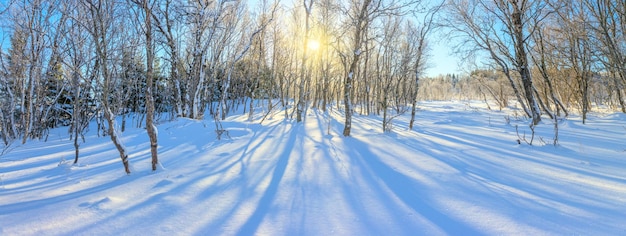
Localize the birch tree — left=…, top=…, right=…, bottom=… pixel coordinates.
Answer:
left=151, top=0, right=185, bottom=118
left=446, top=0, right=546, bottom=125
left=65, top=24, right=93, bottom=164
left=81, top=0, right=131, bottom=174
left=296, top=0, right=314, bottom=122
left=408, top=3, right=441, bottom=130
left=130, top=0, right=159, bottom=170
left=340, top=0, right=419, bottom=136
left=6, top=0, right=58, bottom=143
left=341, top=0, right=373, bottom=137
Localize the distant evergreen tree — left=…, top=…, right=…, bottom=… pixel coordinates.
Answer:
left=44, top=54, right=72, bottom=128
left=120, top=50, right=146, bottom=113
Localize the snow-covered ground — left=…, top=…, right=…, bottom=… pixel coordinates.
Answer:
left=1, top=101, right=625, bottom=235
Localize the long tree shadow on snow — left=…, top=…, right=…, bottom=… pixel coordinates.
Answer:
left=343, top=137, right=480, bottom=235
left=230, top=121, right=300, bottom=235
left=65, top=120, right=298, bottom=235
left=375, top=109, right=626, bottom=234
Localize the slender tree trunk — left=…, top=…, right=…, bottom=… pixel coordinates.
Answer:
left=613, top=77, right=626, bottom=113
left=72, top=78, right=83, bottom=164
left=143, top=0, right=159, bottom=170
left=343, top=0, right=372, bottom=137
left=409, top=73, right=420, bottom=130
left=73, top=130, right=80, bottom=164
left=511, top=1, right=541, bottom=125
left=297, top=1, right=314, bottom=122
left=103, top=107, right=131, bottom=174
left=85, top=0, right=131, bottom=174
left=532, top=34, right=569, bottom=117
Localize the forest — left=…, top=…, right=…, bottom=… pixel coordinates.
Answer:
left=1, top=0, right=625, bottom=170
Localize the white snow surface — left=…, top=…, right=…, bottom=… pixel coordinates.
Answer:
left=1, top=101, right=626, bottom=235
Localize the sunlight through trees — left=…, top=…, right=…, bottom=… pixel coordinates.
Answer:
left=0, top=0, right=626, bottom=170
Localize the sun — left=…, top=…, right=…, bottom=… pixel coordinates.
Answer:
left=307, top=40, right=320, bottom=51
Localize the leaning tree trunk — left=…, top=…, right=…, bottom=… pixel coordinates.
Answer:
left=100, top=50, right=131, bottom=174
left=86, top=0, right=131, bottom=174
left=103, top=107, right=131, bottom=174
left=511, top=3, right=541, bottom=125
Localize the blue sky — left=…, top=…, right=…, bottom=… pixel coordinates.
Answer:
left=0, top=0, right=11, bottom=50
left=427, top=39, right=460, bottom=77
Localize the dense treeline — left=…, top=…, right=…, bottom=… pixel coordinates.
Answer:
left=0, top=0, right=625, bottom=171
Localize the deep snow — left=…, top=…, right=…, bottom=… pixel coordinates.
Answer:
left=1, top=101, right=626, bottom=235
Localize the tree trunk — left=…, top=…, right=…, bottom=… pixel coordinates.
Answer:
left=343, top=0, right=372, bottom=137
left=85, top=0, right=131, bottom=174
left=511, top=1, right=541, bottom=125
left=297, top=1, right=314, bottom=122
left=104, top=107, right=131, bottom=174
left=143, top=0, right=159, bottom=171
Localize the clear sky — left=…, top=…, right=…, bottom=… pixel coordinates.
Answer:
left=426, top=39, right=460, bottom=78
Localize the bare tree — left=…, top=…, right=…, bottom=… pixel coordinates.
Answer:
left=5, top=0, right=58, bottom=144
left=151, top=0, right=185, bottom=118
left=81, top=0, right=131, bottom=174
left=0, top=31, right=20, bottom=145
left=408, top=2, right=441, bottom=130
left=315, top=0, right=341, bottom=113
left=529, top=24, right=569, bottom=118
left=583, top=0, right=626, bottom=113
left=61, top=1, right=95, bottom=164
left=341, top=0, right=373, bottom=137
left=143, top=0, right=159, bottom=170
left=446, top=0, right=546, bottom=125
left=376, top=15, right=402, bottom=132
left=340, top=0, right=419, bottom=136
left=130, top=0, right=159, bottom=170
left=296, top=0, right=315, bottom=122
left=555, top=0, right=593, bottom=123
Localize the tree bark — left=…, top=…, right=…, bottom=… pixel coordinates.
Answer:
left=510, top=0, right=541, bottom=125
left=343, top=0, right=372, bottom=137
left=85, top=0, right=131, bottom=174
left=297, top=0, right=314, bottom=123
left=142, top=0, right=159, bottom=171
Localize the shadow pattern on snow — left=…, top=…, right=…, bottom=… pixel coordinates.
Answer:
left=345, top=136, right=479, bottom=235
left=2, top=102, right=626, bottom=236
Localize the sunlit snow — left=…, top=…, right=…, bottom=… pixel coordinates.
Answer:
left=1, top=101, right=625, bottom=235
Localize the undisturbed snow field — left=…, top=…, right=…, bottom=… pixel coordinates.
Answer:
left=1, top=101, right=626, bottom=235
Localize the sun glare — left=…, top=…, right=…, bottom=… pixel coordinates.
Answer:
left=307, top=40, right=320, bottom=51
